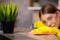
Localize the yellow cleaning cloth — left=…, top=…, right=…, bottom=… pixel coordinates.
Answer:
left=31, top=20, right=60, bottom=38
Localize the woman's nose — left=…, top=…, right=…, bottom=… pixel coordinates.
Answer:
left=47, top=23, right=51, bottom=26
left=47, top=22, right=55, bottom=27
left=47, top=22, right=51, bottom=26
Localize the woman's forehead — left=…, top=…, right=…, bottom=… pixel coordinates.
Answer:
left=41, top=13, right=56, bottom=17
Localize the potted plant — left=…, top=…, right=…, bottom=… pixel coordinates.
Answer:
left=0, top=3, right=18, bottom=33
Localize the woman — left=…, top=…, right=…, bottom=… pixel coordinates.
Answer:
left=39, top=4, right=60, bottom=29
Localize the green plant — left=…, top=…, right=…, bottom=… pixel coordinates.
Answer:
left=0, top=3, right=18, bottom=22
left=34, top=0, right=39, bottom=3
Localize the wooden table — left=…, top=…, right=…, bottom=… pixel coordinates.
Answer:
left=0, top=30, right=60, bottom=40
left=14, top=32, right=60, bottom=40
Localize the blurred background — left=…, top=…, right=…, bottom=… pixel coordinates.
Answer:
left=0, top=0, right=59, bottom=32
left=0, top=0, right=59, bottom=33
left=0, top=0, right=60, bottom=40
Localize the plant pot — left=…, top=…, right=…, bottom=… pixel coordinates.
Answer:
left=0, top=22, right=3, bottom=30
left=2, top=21, right=15, bottom=33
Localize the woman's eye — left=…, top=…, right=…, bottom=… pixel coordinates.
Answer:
left=47, top=17, right=52, bottom=20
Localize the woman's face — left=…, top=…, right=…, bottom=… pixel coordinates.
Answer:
left=41, top=13, right=57, bottom=27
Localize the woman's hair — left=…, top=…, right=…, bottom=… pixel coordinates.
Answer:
left=39, top=4, right=58, bottom=18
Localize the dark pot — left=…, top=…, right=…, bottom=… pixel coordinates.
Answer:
left=2, top=21, right=15, bottom=33
left=0, top=22, right=3, bottom=30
